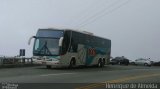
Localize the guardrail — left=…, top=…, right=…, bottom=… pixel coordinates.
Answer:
left=0, top=57, right=37, bottom=68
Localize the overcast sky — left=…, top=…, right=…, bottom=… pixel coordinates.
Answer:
left=0, top=0, right=160, bottom=61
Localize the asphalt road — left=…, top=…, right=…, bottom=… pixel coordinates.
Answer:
left=0, top=65, right=160, bottom=89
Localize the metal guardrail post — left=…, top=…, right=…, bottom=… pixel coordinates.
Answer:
left=27, top=58, right=29, bottom=63
left=1, top=58, right=4, bottom=65
left=0, top=58, right=3, bottom=65
left=22, top=57, right=25, bottom=64
left=13, top=58, right=15, bottom=64
left=31, top=58, right=33, bottom=64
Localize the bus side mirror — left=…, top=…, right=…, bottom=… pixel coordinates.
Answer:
left=59, top=37, right=64, bottom=47
left=28, top=36, right=36, bottom=45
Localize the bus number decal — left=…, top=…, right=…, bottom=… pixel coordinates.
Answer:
left=88, top=48, right=96, bottom=56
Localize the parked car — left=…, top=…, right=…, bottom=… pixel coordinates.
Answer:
left=110, top=56, right=129, bottom=65
left=129, top=60, right=135, bottom=65
left=110, top=58, right=120, bottom=65
left=133, top=58, right=153, bottom=67
left=153, top=61, right=160, bottom=66
left=119, top=58, right=129, bottom=65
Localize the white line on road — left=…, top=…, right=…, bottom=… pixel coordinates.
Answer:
left=40, top=73, right=76, bottom=77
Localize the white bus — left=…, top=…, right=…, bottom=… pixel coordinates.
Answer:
left=29, top=28, right=111, bottom=68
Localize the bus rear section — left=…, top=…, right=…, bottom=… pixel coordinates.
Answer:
left=62, top=30, right=111, bottom=68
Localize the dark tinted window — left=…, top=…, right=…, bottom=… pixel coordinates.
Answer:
left=69, top=31, right=111, bottom=53
left=61, top=31, right=71, bottom=54
left=71, top=31, right=78, bottom=52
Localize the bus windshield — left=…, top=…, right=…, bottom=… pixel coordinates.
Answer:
left=33, top=38, right=60, bottom=56
left=33, top=29, right=64, bottom=56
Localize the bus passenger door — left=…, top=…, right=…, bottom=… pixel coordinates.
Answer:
left=77, top=44, right=87, bottom=65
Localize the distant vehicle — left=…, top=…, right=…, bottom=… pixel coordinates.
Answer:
left=110, top=56, right=129, bottom=65
left=153, top=61, right=160, bottom=66
left=133, top=58, right=152, bottom=67
left=119, top=58, right=129, bottom=65
left=129, top=60, right=135, bottom=65
left=28, top=28, right=111, bottom=68
left=110, top=58, right=120, bottom=65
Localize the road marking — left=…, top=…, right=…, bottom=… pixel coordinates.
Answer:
left=40, top=73, right=75, bottom=77
left=75, top=73, right=160, bottom=89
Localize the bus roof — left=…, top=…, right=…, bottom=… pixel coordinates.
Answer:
left=39, top=28, right=111, bottom=41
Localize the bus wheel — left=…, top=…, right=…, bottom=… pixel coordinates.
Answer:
left=97, top=59, right=103, bottom=67
left=46, top=65, right=51, bottom=69
left=69, top=59, right=76, bottom=68
left=102, top=59, right=105, bottom=67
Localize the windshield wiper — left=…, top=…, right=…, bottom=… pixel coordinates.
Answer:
left=38, top=41, right=52, bottom=55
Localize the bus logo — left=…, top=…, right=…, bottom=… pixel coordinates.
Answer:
left=88, top=48, right=96, bottom=56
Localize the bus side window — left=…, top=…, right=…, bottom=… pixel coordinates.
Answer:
left=61, top=31, right=70, bottom=55
left=71, top=38, right=78, bottom=52
left=70, top=31, right=78, bottom=52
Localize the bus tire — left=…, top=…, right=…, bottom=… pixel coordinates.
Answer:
left=102, top=59, right=105, bottom=66
left=46, top=65, right=51, bottom=69
left=69, top=58, right=76, bottom=68
left=97, top=59, right=103, bottom=68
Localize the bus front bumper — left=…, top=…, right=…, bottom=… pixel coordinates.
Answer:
left=45, top=60, right=64, bottom=67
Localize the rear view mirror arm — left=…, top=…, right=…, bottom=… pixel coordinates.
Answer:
left=28, top=36, right=36, bottom=45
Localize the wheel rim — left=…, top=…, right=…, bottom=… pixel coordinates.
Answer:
left=98, top=62, right=101, bottom=67
left=70, top=61, right=73, bottom=67
left=144, top=63, right=147, bottom=66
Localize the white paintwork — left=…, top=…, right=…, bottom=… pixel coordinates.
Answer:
left=59, top=37, right=64, bottom=46
left=134, top=58, right=152, bottom=66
